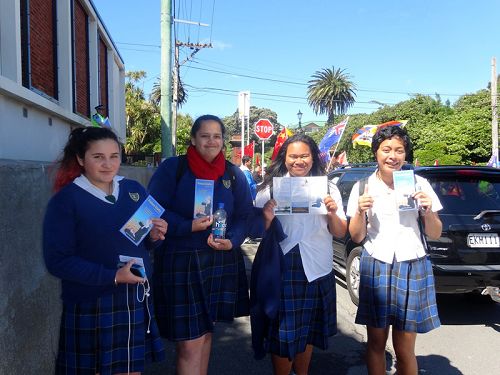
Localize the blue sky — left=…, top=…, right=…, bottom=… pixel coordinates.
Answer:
left=92, top=0, right=500, bottom=127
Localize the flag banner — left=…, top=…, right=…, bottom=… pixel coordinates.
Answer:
left=352, top=125, right=378, bottom=147
left=378, top=120, right=408, bottom=129
left=244, top=141, right=255, bottom=157
left=352, top=120, right=408, bottom=147
left=337, top=150, right=348, bottom=165
left=271, top=128, right=293, bottom=160
left=255, top=154, right=261, bottom=166
left=318, top=117, right=349, bottom=161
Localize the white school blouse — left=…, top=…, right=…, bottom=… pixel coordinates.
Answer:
left=73, top=175, right=124, bottom=203
left=255, top=177, right=346, bottom=282
left=346, top=172, right=442, bottom=264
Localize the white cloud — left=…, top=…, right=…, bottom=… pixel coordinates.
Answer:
left=211, top=40, right=232, bottom=50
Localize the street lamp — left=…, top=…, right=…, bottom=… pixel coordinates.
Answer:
left=297, top=110, right=303, bottom=132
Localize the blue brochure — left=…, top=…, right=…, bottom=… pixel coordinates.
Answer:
left=120, top=195, right=165, bottom=245
left=194, top=179, right=214, bottom=218
left=393, top=170, right=417, bottom=211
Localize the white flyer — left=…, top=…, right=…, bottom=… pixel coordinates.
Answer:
left=393, top=170, right=417, bottom=211
left=272, top=176, right=328, bottom=215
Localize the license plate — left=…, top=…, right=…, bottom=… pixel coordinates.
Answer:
left=467, top=233, right=500, bottom=248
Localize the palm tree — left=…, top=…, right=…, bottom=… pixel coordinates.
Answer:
left=307, top=66, right=356, bottom=124
left=150, top=76, right=187, bottom=108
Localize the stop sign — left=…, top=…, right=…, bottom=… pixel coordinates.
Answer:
left=254, top=119, right=273, bottom=140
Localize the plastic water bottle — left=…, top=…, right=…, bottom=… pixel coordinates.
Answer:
left=212, top=203, right=227, bottom=240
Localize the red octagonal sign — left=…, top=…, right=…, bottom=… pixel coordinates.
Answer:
left=254, top=118, right=273, bottom=140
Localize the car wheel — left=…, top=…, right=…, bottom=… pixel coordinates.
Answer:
left=346, top=247, right=362, bottom=305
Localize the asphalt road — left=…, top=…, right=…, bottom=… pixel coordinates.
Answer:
left=146, top=242, right=500, bottom=375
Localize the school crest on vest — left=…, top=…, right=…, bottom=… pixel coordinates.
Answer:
left=222, top=179, right=232, bottom=189
left=129, top=192, right=140, bottom=202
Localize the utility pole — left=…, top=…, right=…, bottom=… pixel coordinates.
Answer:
left=172, top=41, right=211, bottom=155
left=172, top=43, right=179, bottom=154
left=238, top=91, right=250, bottom=157
left=492, top=57, right=498, bottom=164
left=160, top=0, right=173, bottom=159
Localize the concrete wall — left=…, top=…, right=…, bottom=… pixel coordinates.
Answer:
left=0, top=160, right=154, bottom=373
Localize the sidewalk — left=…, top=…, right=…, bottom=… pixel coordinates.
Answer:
left=241, top=240, right=259, bottom=274
left=145, top=241, right=372, bottom=375
left=145, top=240, right=273, bottom=374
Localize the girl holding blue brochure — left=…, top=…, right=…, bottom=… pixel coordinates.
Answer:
left=148, top=115, right=253, bottom=375
left=43, top=127, right=167, bottom=374
left=347, top=125, right=443, bottom=375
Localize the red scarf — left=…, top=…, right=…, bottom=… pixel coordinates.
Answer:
left=186, top=145, right=226, bottom=180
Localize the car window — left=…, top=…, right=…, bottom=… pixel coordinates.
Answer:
left=427, top=175, right=500, bottom=214
left=337, top=170, right=374, bottom=205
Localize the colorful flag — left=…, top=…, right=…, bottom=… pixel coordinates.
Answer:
left=352, top=125, right=378, bottom=147
left=378, top=120, right=408, bottom=129
left=352, top=120, right=408, bottom=148
left=271, top=128, right=293, bottom=160
left=318, top=117, right=349, bottom=161
left=337, top=150, right=348, bottom=165
left=244, top=141, right=255, bottom=157
left=434, top=159, right=439, bottom=166
left=255, top=154, right=261, bottom=166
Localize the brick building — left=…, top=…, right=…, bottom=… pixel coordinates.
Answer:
left=0, top=0, right=125, bottom=162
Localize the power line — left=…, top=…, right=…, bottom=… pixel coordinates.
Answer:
left=194, top=57, right=306, bottom=81
left=118, top=47, right=161, bottom=53
left=115, top=41, right=473, bottom=98
left=186, top=64, right=468, bottom=98
left=185, top=84, right=398, bottom=105
left=188, top=65, right=306, bottom=86
left=116, top=42, right=160, bottom=48
left=209, top=0, right=216, bottom=42
left=185, top=86, right=385, bottom=112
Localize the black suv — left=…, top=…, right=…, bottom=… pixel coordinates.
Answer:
left=329, top=164, right=500, bottom=305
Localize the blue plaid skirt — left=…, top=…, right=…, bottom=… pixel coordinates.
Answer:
left=56, top=284, right=165, bottom=375
left=355, top=249, right=441, bottom=333
left=267, top=246, right=337, bottom=359
left=153, top=246, right=250, bottom=341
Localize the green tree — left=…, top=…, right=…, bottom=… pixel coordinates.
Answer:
left=307, top=66, right=356, bottom=125
left=174, top=113, right=193, bottom=155
left=150, top=76, right=187, bottom=108
left=125, top=71, right=160, bottom=156
left=327, top=89, right=492, bottom=166
left=223, top=106, right=283, bottom=146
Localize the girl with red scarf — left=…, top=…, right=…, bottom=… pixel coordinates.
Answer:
left=148, top=115, right=253, bottom=374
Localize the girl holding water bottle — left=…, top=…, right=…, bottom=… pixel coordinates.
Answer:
left=148, top=115, right=253, bottom=374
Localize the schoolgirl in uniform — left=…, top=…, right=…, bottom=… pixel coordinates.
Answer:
left=148, top=115, right=253, bottom=375
left=254, top=134, right=347, bottom=375
left=43, top=127, right=167, bottom=374
left=347, top=125, right=443, bottom=375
